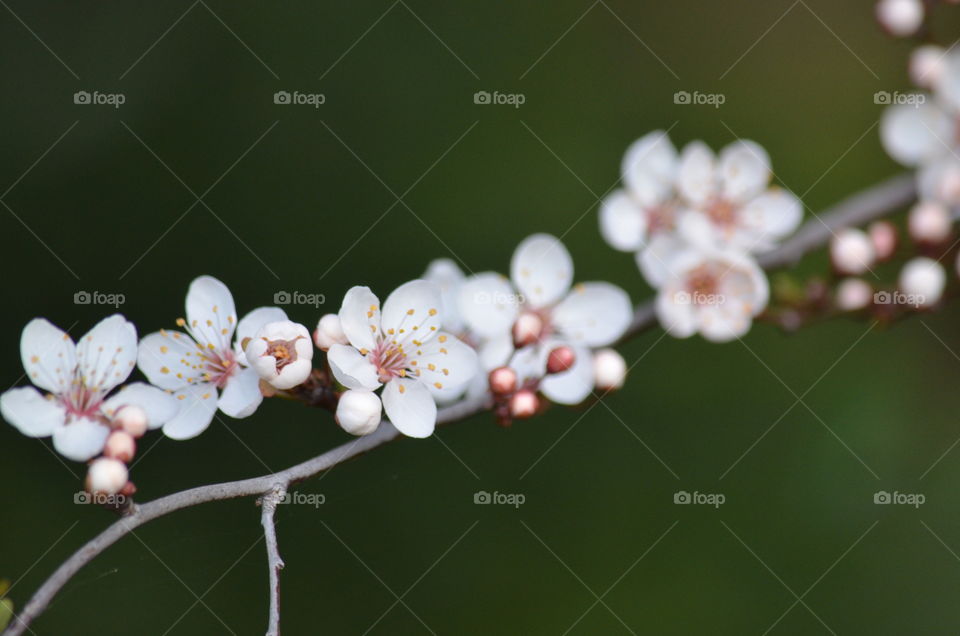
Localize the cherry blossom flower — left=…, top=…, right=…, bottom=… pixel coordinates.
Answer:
left=0, top=315, right=177, bottom=461
left=674, top=140, right=802, bottom=254
left=137, top=276, right=287, bottom=440
left=875, top=0, right=924, bottom=37
left=326, top=280, right=479, bottom=438
left=900, top=257, right=946, bottom=306
left=458, top=234, right=632, bottom=404
left=599, top=130, right=687, bottom=286
left=655, top=247, right=769, bottom=342
left=245, top=320, right=314, bottom=390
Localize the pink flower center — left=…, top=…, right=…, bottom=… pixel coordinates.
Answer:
left=706, top=198, right=738, bottom=229
left=200, top=348, right=238, bottom=389
left=369, top=340, right=409, bottom=383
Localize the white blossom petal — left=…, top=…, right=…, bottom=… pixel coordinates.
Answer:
left=423, top=258, right=467, bottom=333
left=76, top=315, right=137, bottom=396
left=409, top=333, right=479, bottom=401
left=540, top=346, right=594, bottom=405
left=137, top=330, right=200, bottom=390
left=510, top=234, right=573, bottom=309
left=718, top=140, right=771, bottom=203
left=457, top=272, right=521, bottom=338
left=478, top=333, right=514, bottom=371
left=338, top=286, right=382, bottom=352
left=381, top=280, right=443, bottom=346
left=327, top=343, right=381, bottom=391
left=185, top=276, right=237, bottom=351
left=637, top=233, right=687, bottom=288
left=880, top=102, right=951, bottom=166
left=102, top=382, right=179, bottom=429
left=552, top=283, right=632, bottom=347
left=218, top=366, right=264, bottom=418
left=382, top=378, right=437, bottom=438
left=676, top=141, right=717, bottom=207
left=52, top=417, right=109, bottom=462
left=234, top=306, right=288, bottom=366
left=163, top=383, right=219, bottom=440
left=599, top=190, right=647, bottom=252
left=0, top=387, right=65, bottom=437
left=20, top=318, right=76, bottom=395
left=621, top=130, right=677, bottom=206
left=655, top=284, right=698, bottom=338
left=737, top=188, right=803, bottom=249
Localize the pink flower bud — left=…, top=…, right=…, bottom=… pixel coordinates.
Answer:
left=868, top=221, right=898, bottom=261
left=509, top=390, right=539, bottom=419
left=488, top=366, right=517, bottom=395
left=908, top=201, right=951, bottom=244
left=114, top=405, right=148, bottom=438
left=103, top=431, right=136, bottom=463
left=835, top=278, right=873, bottom=312
left=512, top=312, right=544, bottom=347
left=546, top=346, right=576, bottom=374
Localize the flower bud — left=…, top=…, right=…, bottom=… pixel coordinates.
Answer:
left=509, top=390, right=539, bottom=419
left=246, top=321, right=314, bottom=390
left=103, top=430, right=136, bottom=463
left=899, top=257, right=945, bottom=307
left=910, top=45, right=946, bottom=88
left=835, top=278, right=873, bottom=312
left=875, top=0, right=924, bottom=37
left=908, top=201, right=951, bottom=244
left=513, top=312, right=544, bottom=347
left=488, top=366, right=517, bottom=395
left=868, top=221, right=898, bottom=261
left=314, top=314, right=348, bottom=350
left=114, top=405, right=148, bottom=438
left=546, top=346, right=576, bottom=374
left=593, top=349, right=627, bottom=391
left=830, top=228, right=875, bottom=275
left=336, top=389, right=382, bottom=436
left=87, top=458, right=128, bottom=495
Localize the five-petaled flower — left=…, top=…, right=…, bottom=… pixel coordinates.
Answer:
left=137, top=275, right=288, bottom=440
left=326, top=280, right=479, bottom=438
left=0, top=315, right=177, bottom=461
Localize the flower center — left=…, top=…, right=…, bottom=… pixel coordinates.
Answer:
left=647, top=203, right=676, bottom=235
left=706, top=198, right=737, bottom=228
left=200, top=347, right=238, bottom=389
left=686, top=265, right=720, bottom=299
left=369, top=341, right=409, bottom=383
left=260, top=337, right=303, bottom=372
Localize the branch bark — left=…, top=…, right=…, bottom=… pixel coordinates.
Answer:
left=2, top=172, right=915, bottom=636
left=260, top=485, right=287, bottom=636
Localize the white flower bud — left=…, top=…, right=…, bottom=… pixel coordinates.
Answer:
left=336, top=389, right=382, bottom=436
left=876, top=0, right=924, bottom=37
left=830, top=229, right=876, bottom=275
left=835, top=278, right=873, bottom=312
left=899, top=257, right=945, bottom=306
left=910, top=45, right=946, bottom=88
left=513, top=312, right=544, bottom=347
left=908, top=200, right=951, bottom=243
left=314, top=314, right=348, bottom=350
left=246, top=321, right=314, bottom=390
left=593, top=349, right=627, bottom=391
left=103, top=430, right=136, bottom=463
left=114, top=405, right=148, bottom=438
left=87, top=457, right=128, bottom=495
left=509, top=389, right=539, bottom=419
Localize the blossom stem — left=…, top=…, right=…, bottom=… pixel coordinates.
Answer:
left=260, top=485, right=287, bottom=636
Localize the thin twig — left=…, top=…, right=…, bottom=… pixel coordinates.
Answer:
left=1, top=172, right=915, bottom=636
left=260, top=485, right=287, bottom=636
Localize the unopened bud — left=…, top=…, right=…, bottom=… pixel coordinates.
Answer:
left=546, top=346, right=576, bottom=374
left=875, top=0, right=924, bottom=37
left=103, top=430, right=136, bottom=463
left=835, top=278, right=873, bottom=312
left=314, top=314, right=348, bottom=350
left=489, top=366, right=517, bottom=395
left=512, top=312, right=544, bottom=347
left=908, top=201, right=951, bottom=244
left=868, top=221, right=898, bottom=261
left=336, top=389, right=382, bottom=436
left=86, top=458, right=128, bottom=495
left=114, top=405, right=148, bottom=438
left=593, top=349, right=627, bottom=391
left=509, top=390, right=539, bottom=419
left=899, top=257, right=945, bottom=307
left=830, top=228, right=875, bottom=275
left=910, top=45, right=946, bottom=88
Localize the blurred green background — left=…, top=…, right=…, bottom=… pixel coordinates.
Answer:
left=2, top=0, right=960, bottom=633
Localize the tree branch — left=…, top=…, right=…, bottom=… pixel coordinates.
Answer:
left=260, top=485, right=286, bottom=636
left=2, top=172, right=915, bottom=636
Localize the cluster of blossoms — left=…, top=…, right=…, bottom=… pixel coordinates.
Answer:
left=599, top=131, right=802, bottom=341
